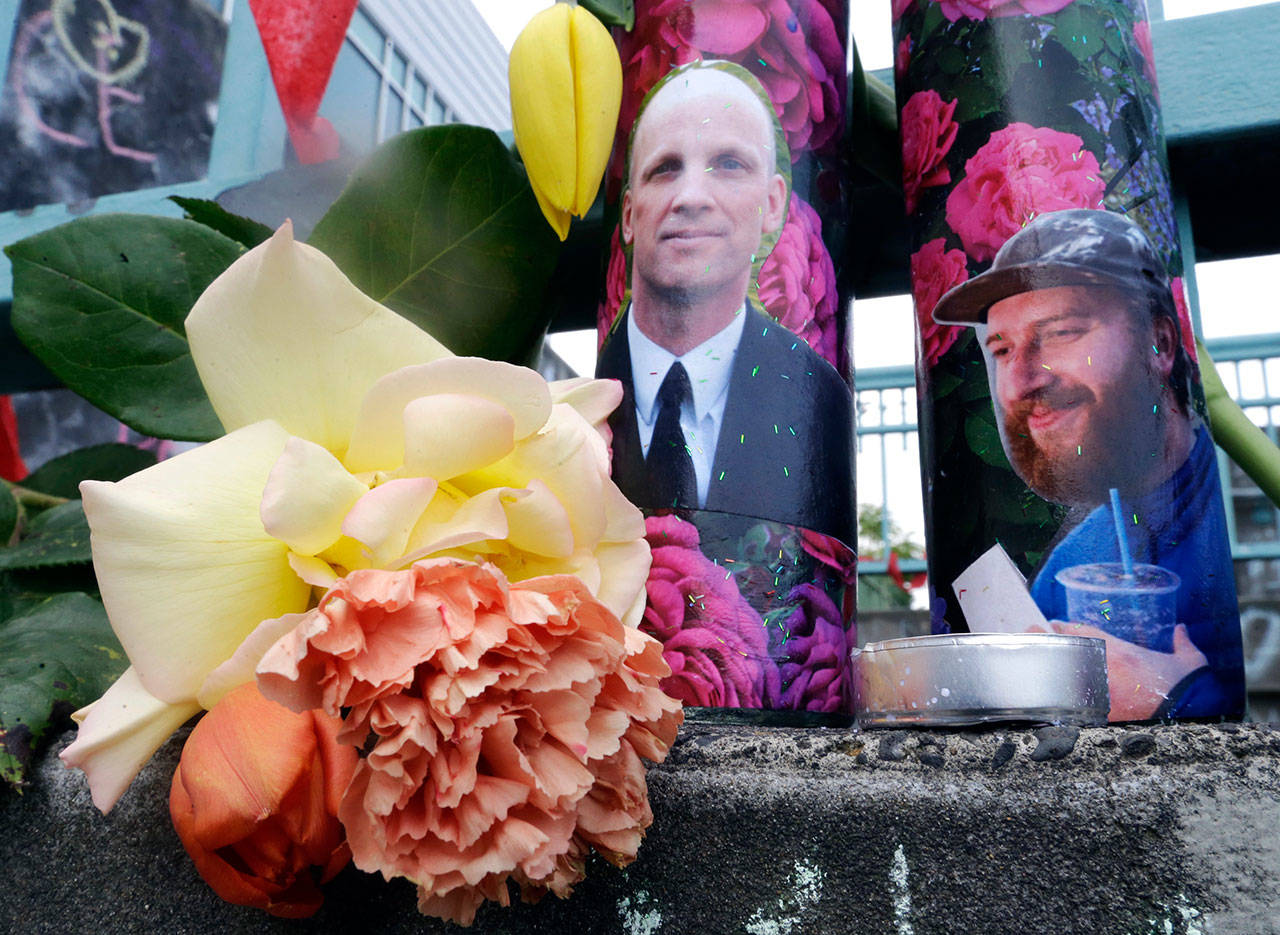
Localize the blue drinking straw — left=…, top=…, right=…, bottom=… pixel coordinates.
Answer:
left=1109, top=488, right=1135, bottom=578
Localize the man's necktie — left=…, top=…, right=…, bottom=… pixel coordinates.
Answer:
left=647, top=362, right=697, bottom=508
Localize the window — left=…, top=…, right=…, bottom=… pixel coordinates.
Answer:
left=428, top=93, right=446, bottom=126
left=390, top=50, right=408, bottom=89
left=320, top=5, right=457, bottom=147
left=348, top=7, right=384, bottom=57
left=383, top=92, right=404, bottom=140
left=321, top=41, right=381, bottom=149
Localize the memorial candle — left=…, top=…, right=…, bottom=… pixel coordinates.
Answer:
left=895, top=0, right=1245, bottom=720
left=596, top=1, right=858, bottom=721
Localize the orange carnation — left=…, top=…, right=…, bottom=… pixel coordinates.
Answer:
left=257, top=559, right=682, bottom=926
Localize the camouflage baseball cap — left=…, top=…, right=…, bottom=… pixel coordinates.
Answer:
left=932, top=208, right=1171, bottom=326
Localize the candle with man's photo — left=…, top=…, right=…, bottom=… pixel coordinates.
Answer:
left=596, top=1, right=857, bottom=721
left=895, top=0, right=1246, bottom=721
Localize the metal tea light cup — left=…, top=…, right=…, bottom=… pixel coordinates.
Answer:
left=853, top=633, right=1109, bottom=727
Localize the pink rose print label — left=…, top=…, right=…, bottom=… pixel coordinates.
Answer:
left=640, top=513, right=856, bottom=717
left=945, top=123, right=1105, bottom=263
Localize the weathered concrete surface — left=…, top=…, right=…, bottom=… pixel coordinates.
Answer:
left=2, top=722, right=1278, bottom=934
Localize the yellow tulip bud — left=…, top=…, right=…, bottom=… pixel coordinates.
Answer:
left=509, top=3, right=622, bottom=241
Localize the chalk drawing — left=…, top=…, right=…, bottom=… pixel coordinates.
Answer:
left=11, top=0, right=155, bottom=161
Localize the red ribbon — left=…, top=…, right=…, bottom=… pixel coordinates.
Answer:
left=248, top=0, right=359, bottom=164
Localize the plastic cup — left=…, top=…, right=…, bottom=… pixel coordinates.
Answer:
left=1054, top=562, right=1180, bottom=652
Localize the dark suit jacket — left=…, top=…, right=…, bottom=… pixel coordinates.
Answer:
left=597, top=305, right=854, bottom=543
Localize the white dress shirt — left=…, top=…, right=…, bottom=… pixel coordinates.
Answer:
left=628, top=305, right=746, bottom=507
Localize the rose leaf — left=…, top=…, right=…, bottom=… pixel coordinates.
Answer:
left=0, top=485, right=16, bottom=544
left=169, top=196, right=274, bottom=249
left=580, top=0, right=634, bottom=29
left=310, top=125, right=561, bottom=364
left=0, top=502, right=92, bottom=571
left=5, top=214, right=242, bottom=441
left=20, top=444, right=158, bottom=500
left=0, top=592, right=127, bottom=790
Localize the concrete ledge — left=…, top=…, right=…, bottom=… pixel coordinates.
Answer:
left=3, top=722, right=1278, bottom=934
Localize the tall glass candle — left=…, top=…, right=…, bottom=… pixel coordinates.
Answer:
left=596, top=0, right=857, bottom=721
left=895, top=0, right=1245, bottom=720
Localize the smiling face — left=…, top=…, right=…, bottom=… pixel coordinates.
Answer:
left=984, top=284, right=1180, bottom=505
left=621, top=69, right=787, bottom=342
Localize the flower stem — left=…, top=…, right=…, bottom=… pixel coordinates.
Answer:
left=3, top=482, right=68, bottom=511
left=1198, top=339, right=1280, bottom=509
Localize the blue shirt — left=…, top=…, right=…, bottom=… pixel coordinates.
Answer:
left=1030, top=426, right=1245, bottom=718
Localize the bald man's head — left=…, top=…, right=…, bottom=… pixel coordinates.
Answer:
left=621, top=64, right=788, bottom=349
left=628, top=66, right=780, bottom=189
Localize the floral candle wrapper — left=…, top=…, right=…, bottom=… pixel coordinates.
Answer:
left=896, top=0, right=1245, bottom=720
left=641, top=511, right=857, bottom=720
left=595, top=1, right=856, bottom=718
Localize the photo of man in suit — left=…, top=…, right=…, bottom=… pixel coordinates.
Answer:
left=596, top=61, right=853, bottom=543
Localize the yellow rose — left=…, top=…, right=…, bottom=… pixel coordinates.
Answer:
left=509, top=2, right=622, bottom=240
left=61, top=223, right=649, bottom=812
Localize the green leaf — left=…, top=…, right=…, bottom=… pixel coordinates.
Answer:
left=0, top=485, right=16, bottom=543
left=20, top=444, right=157, bottom=500
left=951, top=74, right=1001, bottom=125
left=936, top=43, right=968, bottom=76
left=964, top=410, right=1011, bottom=469
left=930, top=369, right=966, bottom=400
left=310, top=126, right=562, bottom=363
left=0, top=501, right=91, bottom=570
left=921, top=1, right=946, bottom=41
left=170, top=196, right=273, bottom=249
left=0, top=563, right=101, bottom=607
left=580, top=0, right=634, bottom=29
left=0, top=592, right=127, bottom=789
left=5, top=214, right=241, bottom=441
left=1045, top=4, right=1107, bottom=64
left=957, top=370, right=995, bottom=404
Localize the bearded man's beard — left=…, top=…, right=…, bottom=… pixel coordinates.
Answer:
left=1001, top=365, right=1165, bottom=507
